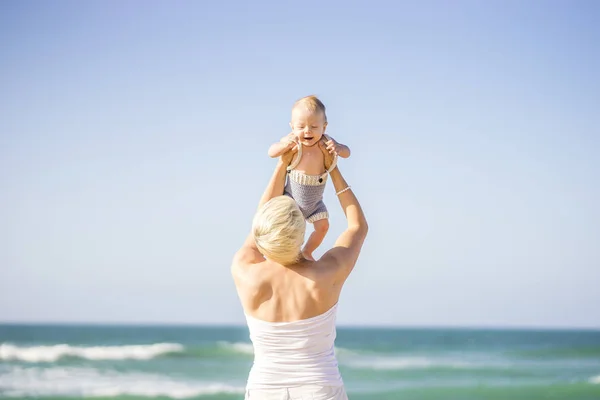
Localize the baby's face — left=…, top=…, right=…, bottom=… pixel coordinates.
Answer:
left=290, top=107, right=327, bottom=147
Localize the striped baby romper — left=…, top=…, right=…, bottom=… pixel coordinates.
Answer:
left=284, top=135, right=338, bottom=223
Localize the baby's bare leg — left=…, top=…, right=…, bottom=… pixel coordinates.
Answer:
left=302, top=218, right=329, bottom=261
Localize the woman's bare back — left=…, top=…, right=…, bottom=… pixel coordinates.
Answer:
left=232, top=257, right=341, bottom=323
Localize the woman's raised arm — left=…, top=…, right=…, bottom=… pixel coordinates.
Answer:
left=234, top=147, right=297, bottom=262
left=319, top=140, right=368, bottom=283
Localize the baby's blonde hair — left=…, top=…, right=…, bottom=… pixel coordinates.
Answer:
left=252, top=196, right=306, bottom=266
left=293, top=95, right=327, bottom=122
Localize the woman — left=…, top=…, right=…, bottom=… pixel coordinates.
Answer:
left=231, top=140, right=368, bottom=400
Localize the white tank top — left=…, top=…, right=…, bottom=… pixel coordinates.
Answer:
left=244, top=303, right=344, bottom=389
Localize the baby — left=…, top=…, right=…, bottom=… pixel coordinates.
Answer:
left=268, top=95, right=351, bottom=261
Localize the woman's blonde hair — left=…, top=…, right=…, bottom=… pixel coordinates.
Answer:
left=252, top=196, right=305, bottom=265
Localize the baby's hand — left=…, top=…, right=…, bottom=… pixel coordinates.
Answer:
left=281, top=132, right=297, bottom=146
left=324, top=137, right=342, bottom=155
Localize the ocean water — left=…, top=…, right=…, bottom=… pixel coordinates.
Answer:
left=1, top=324, right=599, bottom=400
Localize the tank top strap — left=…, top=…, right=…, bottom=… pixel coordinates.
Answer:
left=286, top=140, right=303, bottom=172
left=319, top=134, right=338, bottom=180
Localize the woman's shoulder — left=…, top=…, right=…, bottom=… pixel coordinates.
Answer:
left=298, top=258, right=344, bottom=289
left=231, top=259, right=273, bottom=300
left=313, top=248, right=357, bottom=286
left=231, top=254, right=265, bottom=278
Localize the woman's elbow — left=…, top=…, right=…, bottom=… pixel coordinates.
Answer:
left=349, top=221, right=369, bottom=237
left=358, top=217, right=369, bottom=236
left=360, top=221, right=369, bottom=237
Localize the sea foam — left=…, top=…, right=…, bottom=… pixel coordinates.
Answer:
left=0, top=366, right=244, bottom=398
left=342, top=355, right=474, bottom=370
left=0, top=343, right=183, bottom=362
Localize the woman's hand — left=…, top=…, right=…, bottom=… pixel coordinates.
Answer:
left=280, top=143, right=298, bottom=166
left=319, top=138, right=336, bottom=170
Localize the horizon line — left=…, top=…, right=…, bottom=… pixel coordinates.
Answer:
left=1, top=320, right=599, bottom=332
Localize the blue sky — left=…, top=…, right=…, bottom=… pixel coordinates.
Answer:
left=1, top=0, right=598, bottom=328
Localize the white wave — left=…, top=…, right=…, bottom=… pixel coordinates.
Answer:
left=343, top=355, right=473, bottom=370
left=334, top=346, right=356, bottom=356
left=0, top=343, right=184, bottom=362
left=217, top=341, right=254, bottom=355
left=0, top=366, right=244, bottom=398
left=590, top=375, right=600, bottom=384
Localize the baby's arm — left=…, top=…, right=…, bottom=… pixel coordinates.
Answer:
left=325, top=136, right=351, bottom=158
left=268, top=133, right=296, bottom=158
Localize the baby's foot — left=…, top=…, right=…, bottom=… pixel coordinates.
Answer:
left=302, top=250, right=315, bottom=261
